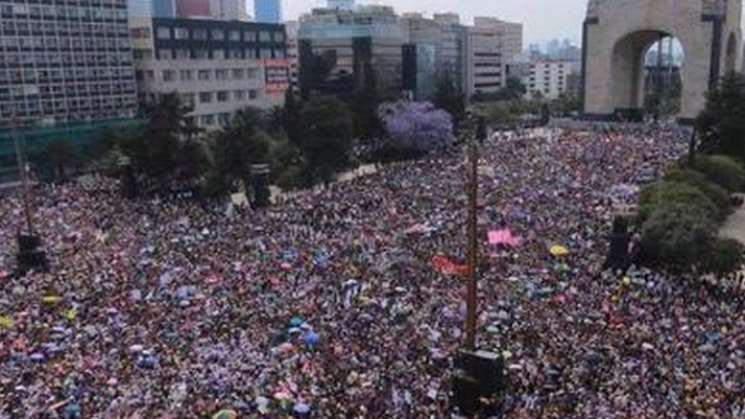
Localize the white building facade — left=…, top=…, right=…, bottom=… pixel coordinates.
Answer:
left=524, top=60, right=580, bottom=99
left=132, top=18, right=288, bottom=129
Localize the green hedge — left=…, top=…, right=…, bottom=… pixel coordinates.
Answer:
left=693, top=155, right=745, bottom=192
left=639, top=202, right=717, bottom=269
left=700, top=238, right=745, bottom=276
left=663, top=169, right=733, bottom=220
left=638, top=181, right=723, bottom=223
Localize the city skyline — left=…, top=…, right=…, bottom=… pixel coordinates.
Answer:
left=280, top=0, right=587, bottom=44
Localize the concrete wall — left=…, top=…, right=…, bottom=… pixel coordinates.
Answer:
left=583, top=0, right=741, bottom=120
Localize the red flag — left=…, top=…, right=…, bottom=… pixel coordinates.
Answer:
left=431, top=255, right=470, bottom=277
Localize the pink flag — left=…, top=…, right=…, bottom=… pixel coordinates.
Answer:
left=488, top=229, right=523, bottom=247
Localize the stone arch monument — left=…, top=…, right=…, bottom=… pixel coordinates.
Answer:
left=582, top=0, right=742, bottom=121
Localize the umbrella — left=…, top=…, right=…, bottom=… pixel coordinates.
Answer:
left=278, top=342, right=295, bottom=353
left=273, top=391, right=292, bottom=401
left=42, top=296, right=62, bottom=305
left=549, top=245, right=569, bottom=257
left=289, top=316, right=304, bottom=328
left=64, top=309, right=77, bottom=321
left=212, top=409, right=237, bottom=419
left=302, top=331, right=320, bottom=349
left=293, top=402, right=311, bottom=417
left=0, top=315, right=14, bottom=329
left=255, top=396, right=270, bottom=414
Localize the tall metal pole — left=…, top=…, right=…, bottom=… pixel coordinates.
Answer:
left=11, top=117, right=35, bottom=236
left=465, top=123, right=479, bottom=350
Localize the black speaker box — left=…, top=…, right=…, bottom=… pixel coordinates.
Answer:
left=456, top=350, right=505, bottom=396
left=18, top=234, right=41, bottom=252
left=452, top=370, right=481, bottom=416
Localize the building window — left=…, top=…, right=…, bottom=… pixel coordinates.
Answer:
left=234, top=90, right=245, bottom=101
left=162, top=70, right=176, bottom=81
left=217, top=91, right=229, bottom=102
left=232, top=69, right=244, bottom=79
left=157, top=27, right=171, bottom=40
left=193, top=49, right=209, bottom=59
left=274, top=32, right=285, bottom=42
left=199, top=92, right=213, bottom=103
left=246, top=68, right=258, bottom=79
left=200, top=114, right=214, bottom=125
left=215, top=69, right=228, bottom=80
left=260, top=48, right=272, bottom=59
left=180, top=69, right=193, bottom=81
left=248, top=89, right=258, bottom=100
left=198, top=70, right=211, bottom=80
left=229, top=30, right=240, bottom=41
left=193, top=28, right=207, bottom=40
left=243, top=31, right=257, bottom=42
left=213, top=49, right=225, bottom=59
left=228, top=49, right=242, bottom=59
left=180, top=93, right=195, bottom=106
left=211, top=29, right=224, bottom=40
left=159, top=49, right=172, bottom=59
left=174, top=28, right=189, bottom=40
left=259, top=31, right=271, bottom=42
left=175, top=49, right=190, bottom=59
left=218, top=113, right=231, bottom=125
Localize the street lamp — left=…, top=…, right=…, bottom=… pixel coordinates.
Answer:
left=452, top=114, right=505, bottom=417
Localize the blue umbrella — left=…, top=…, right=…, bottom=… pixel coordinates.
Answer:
left=293, top=402, right=310, bottom=418
left=289, top=316, right=304, bottom=328
left=302, top=331, right=320, bottom=349
left=63, top=403, right=81, bottom=419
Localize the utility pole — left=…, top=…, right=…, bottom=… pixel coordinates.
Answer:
left=11, top=116, right=34, bottom=236
left=464, top=114, right=480, bottom=350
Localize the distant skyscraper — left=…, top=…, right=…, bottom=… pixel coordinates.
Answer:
left=128, top=0, right=153, bottom=19
left=177, top=0, right=211, bottom=17
left=153, top=0, right=176, bottom=17
left=327, top=0, right=354, bottom=10
left=254, top=0, right=281, bottom=23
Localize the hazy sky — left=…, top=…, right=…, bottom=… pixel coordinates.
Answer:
left=277, top=0, right=588, bottom=45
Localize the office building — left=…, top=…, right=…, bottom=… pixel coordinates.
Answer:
left=327, top=0, right=354, bottom=10
left=473, top=17, right=522, bottom=64
left=0, top=0, right=138, bottom=129
left=153, top=0, right=176, bottom=18
left=403, top=13, right=468, bottom=99
left=177, top=0, right=210, bottom=18
left=285, top=20, right=300, bottom=93
left=254, top=0, right=280, bottom=23
left=131, top=18, right=288, bottom=129
left=524, top=60, right=581, bottom=99
left=298, top=5, right=409, bottom=99
left=465, top=16, right=523, bottom=97
left=129, top=0, right=153, bottom=20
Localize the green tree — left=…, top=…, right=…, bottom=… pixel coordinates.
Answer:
left=206, top=106, right=273, bottom=197
left=283, top=89, right=302, bottom=146
left=696, top=71, right=745, bottom=160
left=351, top=61, right=381, bottom=141
left=39, top=140, right=78, bottom=181
left=434, top=70, right=466, bottom=128
left=300, top=95, right=354, bottom=183
left=113, top=93, right=208, bottom=193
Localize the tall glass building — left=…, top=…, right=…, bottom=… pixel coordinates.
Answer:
left=254, top=0, right=280, bottom=23
left=0, top=0, right=138, bottom=129
left=128, top=0, right=153, bottom=19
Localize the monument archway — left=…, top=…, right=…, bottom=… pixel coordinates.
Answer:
left=582, top=0, right=742, bottom=121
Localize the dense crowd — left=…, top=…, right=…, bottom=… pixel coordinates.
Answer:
left=1, top=125, right=743, bottom=418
